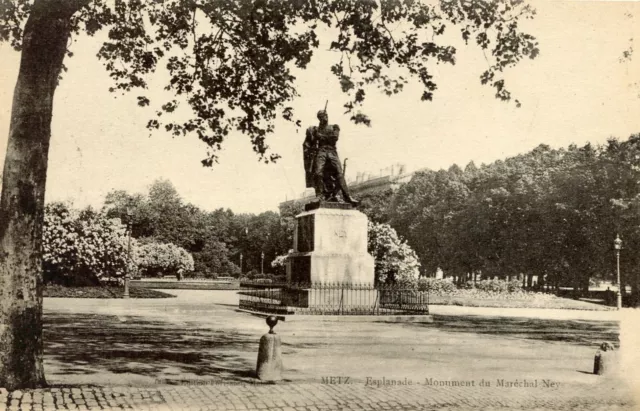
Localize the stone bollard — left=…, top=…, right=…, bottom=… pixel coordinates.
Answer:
left=594, top=342, right=618, bottom=376
left=256, top=315, right=283, bottom=382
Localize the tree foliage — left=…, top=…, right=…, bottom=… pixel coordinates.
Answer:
left=192, top=239, right=239, bottom=277
left=231, top=210, right=290, bottom=274
left=357, top=188, right=395, bottom=223
left=387, top=135, right=640, bottom=301
left=2, top=0, right=540, bottom=165
left=103, top=179, right=238, bottom=276
left=102, top=179, right=296, bottom=277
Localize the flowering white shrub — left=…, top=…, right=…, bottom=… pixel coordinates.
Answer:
left=135, top=242, right=194, bottom=277
left=367, top=221, right=420, bottom=285
left=271, top=250, right=292, bottom=269
left=42, top=203, right=136, bottom=284
left=43, top=203, right=195, bottom=284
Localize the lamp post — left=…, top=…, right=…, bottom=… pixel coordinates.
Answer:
left=242, top=227, right=248, bottom=274
left=261, top=251, right=265, bottom=275
left=613, top=234, right=622, bottom=310
left=123, top=207, right=133, bottom=299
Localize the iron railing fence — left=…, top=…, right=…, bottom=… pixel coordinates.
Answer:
left=238, top=281, right=429, bottom=315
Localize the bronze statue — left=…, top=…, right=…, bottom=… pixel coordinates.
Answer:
left=302, top=108, right=359, bottom=205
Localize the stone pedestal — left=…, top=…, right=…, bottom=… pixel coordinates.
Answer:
left=286, top=204, right=375, bottom=286
left=287, top=203, right=374, bottom=285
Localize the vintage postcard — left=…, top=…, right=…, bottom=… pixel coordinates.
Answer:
left=0, top=0, right=639, bottom=410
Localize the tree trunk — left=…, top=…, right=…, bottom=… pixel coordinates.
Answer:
left=572, top=274, right=580, bottom=299
left=582, top=276, right=589, bottom=294
left=0, top=0, right=85, bottom=390
left=632, top=272, right=640, bottom=307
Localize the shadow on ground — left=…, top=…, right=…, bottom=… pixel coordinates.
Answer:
left=44, top=313, right=258, bottom=382
left=429, top=315, right=619, bottom=347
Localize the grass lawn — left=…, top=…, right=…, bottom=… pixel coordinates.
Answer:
left=43, top=284, right=176, bottom=299
left=429, top=294, right=613, bottom=311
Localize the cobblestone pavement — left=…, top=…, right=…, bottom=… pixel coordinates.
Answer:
left=0, top=379, right=635, bottom=411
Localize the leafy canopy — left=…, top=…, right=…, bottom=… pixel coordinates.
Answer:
left=1, top=0, right=538, bottom=165
left=386, top=135, right=640, bottom=293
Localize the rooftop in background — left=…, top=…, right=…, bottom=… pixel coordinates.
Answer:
left=279, top=163, right=427, bottom=211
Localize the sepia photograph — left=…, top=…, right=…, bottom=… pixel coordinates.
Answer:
left=1, top=0, right=639, bottom=409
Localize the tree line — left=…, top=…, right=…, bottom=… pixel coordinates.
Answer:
left=101, top=179, right=291, bottom=278
left=48, top=134, right=640, bottom=298
left=358, top=135, right=640, bottom=302
left=50, top=179, right=419, bottom=285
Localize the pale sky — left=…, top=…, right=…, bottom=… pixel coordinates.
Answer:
left=1, top=1, right=640, bottom=214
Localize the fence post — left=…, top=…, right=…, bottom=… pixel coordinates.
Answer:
left=340, top=283, right=344, bottom=315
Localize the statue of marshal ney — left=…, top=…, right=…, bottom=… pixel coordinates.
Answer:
left=285, top=104, right=374, bottom=290
left=303, top=109, right=359, bottom=206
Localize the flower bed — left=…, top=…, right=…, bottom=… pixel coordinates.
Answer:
left=429, top=292, right=612, bottom=310
left=418, top=278, right=612, bottom=310
left=43, top=285, right=176, bottom=299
